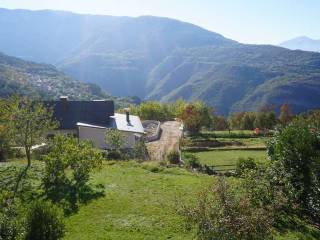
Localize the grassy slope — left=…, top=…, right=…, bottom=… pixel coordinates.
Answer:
left=64, top=162, right=210, bottom=240
left=192, top=150, right=268, bottom=170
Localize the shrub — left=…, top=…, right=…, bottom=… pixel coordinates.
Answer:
left=105, top=129, right=126, bottom=160
left=200, top=164, right=216, bottom=175
left=235, top=157, right=257, bottom=176
left=268, top=117, right=320, bottom=220
left=142, top=163, right=163, bottom=173
left=0, top=192, right=25, bottom=240
left=133, top=139, right=148, bottom=161
left=183, top=153, right=201, bottom=169
left=178, top=178, right=274, bottom=240
left=167, top=150, right=180, bottom=164
left=25, top=201, right=65, bottom=240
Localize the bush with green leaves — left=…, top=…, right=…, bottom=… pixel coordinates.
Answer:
left=268, top=117, right=320, bottom=220
left=0, top=192, right=25, bottom=240
left=105, top=128, right=126, bottom=160
left=235, top=157, right=257, bottom=176
left=167, top=150, right=180, bottom=164
left=43, top=135, right=103, bottom=211
left=179, top=178, right=274, bottom=240
left=25, top=200, right=65, bottom=240
left=133, top=138, right=148, bottom=161
left=183, top=153, right=201, bottom=169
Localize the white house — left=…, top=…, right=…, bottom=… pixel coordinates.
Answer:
left=77, top=113, right=145, bottom=149
left=45, top=97, right=145, bottom=149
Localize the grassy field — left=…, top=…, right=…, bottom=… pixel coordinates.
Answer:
left=1, top=159, right=320, bottom=239
left=188, top=149, right=268, bottom=171
left=187, top=130, right=270, bottom=150
left=64, top=161, right=210, bottom=240
left=215, top=137, right=268, bottom=148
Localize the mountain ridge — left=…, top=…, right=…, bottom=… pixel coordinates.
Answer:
left=0, top=8, right=320, bottom=114
left=279, top=36, right=320, bottom=52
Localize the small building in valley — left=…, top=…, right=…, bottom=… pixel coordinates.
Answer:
left=45, top=97, right=145, bottom=149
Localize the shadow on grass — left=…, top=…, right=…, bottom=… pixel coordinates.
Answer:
left=46, top=183, right=105, bottom=215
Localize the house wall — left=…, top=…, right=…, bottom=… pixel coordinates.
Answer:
left=78, top=126, right=142, bottom=149
left=78, top=126, right=107, bottom=149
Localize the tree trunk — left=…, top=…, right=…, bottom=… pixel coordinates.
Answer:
left=26, top=146, right=31, bottom=168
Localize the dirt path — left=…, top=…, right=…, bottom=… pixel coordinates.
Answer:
left=146, top=121, right=182, bottom=161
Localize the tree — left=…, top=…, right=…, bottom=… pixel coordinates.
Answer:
left=170, top=99, right=187, bottom=119
left=228, top=112, right=245, bottom=130
left=241, top=112, right=256, bottom=130
left=279, top=103, right=293, bottom=126
left=105, top=128, right=126, bottom=159
left=43, top=135, right=103, bottom=209
left=0, top=125, right=10, bottom=161
left=254, top=111, right=277, bottom=129
left=4, top=97, right=57, bottom=168
left=133, top=138, right=148, bottom=161
left=133, top=101, right=167, bottom=121
left=212, top=115, right=228, bottom=131
left=268, top=117, right=320, bottom=219
left=0, top=99, right=13, bottom=161
left=180, top=101, right=212, bottom=134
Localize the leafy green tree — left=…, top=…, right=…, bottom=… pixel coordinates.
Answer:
left=279, top=103, right=293, bottom=126
left=170, top=99, right=187, bottom=119
left=133, top=138, right=148, bottom=161
left=241, top=112, right=256, bottom=130
left=228, top=112, right=245, bottom=130
left=0, top=99, right=13, bottom=161
left=105, top=128, right=126, bottom=159
left=133, top=101, right=167, bottom=121
left=180, top=101, right=212, bottom=134
left=212, top=115, right=228, bottom=131
left=0, top=125, right=10, bottom=161
left=43, top=135, right=103, bottom=207
left=254, top=111, right=277, bottom=129
left=25, top=201, right=65, bottom=240
left=3, top=97, right=57, bottom=167
left=127, top=100, right=187, bottom=121
left=268, top=117, right=320, bottom=219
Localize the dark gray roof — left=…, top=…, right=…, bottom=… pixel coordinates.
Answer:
left=44, top=100, right=114, bottom=130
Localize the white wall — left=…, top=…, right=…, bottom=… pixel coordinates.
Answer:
left=78, top=126, right=107, bottom=149
left=78, top=126, right=142, bottom=149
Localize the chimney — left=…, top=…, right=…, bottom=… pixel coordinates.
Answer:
left=60, top=96, right=68, bottom=102
left=124, top=108, right=130, bottom=123
left=60, top=96, right=68, bottom=110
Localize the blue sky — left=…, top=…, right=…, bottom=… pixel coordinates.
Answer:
left=0, top=0, right=319, bottom=44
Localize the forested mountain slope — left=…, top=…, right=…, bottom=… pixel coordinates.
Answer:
left=0, top=8, right=319, bottom=114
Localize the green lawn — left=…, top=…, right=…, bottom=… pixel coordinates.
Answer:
left=190, top=150, right=268, bottom=171
left=215, top=137, right=268, bottom=148
left=64, top=161, right=210, bottom=240
left=187, top=130, right=270, bottom=149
